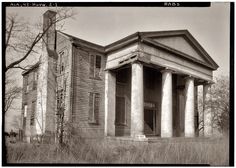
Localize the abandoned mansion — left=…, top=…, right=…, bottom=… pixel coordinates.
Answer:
left=21, top=10, right=219, bottom=143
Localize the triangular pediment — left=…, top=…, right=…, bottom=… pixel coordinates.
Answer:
left=140, top=30, right=219, bottom=70
left=152, top=36, right=206, bottom=62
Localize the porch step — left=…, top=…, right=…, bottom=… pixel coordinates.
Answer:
left=105, top=136, right=222, bottom=144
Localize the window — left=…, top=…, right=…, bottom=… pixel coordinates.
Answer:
left=90, top=55, right=102, bottom=79
left=33, top=71, right=38, bottom=90
left=25, top=75, right=29, bottom=93
left=34, top=71, right=38, bottom=81
left=115, top=96, right=126, bottom=125
left=24, top=105, right=28, bottom=117
left=61, top=63, right=64, bottom=73
left=88, top=93, right=100, bottom=124
left=59, top=51, right=65, bottom=74
left=57, top=89, right=64, bottom=109
left=30, top=101, right=36, bottom=126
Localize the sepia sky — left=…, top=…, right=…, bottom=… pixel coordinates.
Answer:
left=5, top=2, right=230, bottom=131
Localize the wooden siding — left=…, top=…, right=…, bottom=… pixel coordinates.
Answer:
left=56, top=32, right=73, bottom=122
left=21, top=69, right=38, bottom=140
left=71, top=46, right=106, bottom=138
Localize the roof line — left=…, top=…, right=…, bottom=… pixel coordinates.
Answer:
left=57, top=31, right=105, bottom=50
left=57, top=30, right=218, bottom=70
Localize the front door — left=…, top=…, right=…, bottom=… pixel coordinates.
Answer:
left=144, top=109, right=156, bottom=136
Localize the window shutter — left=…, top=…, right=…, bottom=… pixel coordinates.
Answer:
left=88, top=93, right=94, bottom=122
left=94, top=93, right=100, bottom=124
left=90, top=55, right=95, bottom=78
left=95, top=55, right=101, bottom=68
left=30, top=102, right=36, bottom=125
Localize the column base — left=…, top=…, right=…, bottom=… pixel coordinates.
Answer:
left=132, top=134, right=148, bottom=142
left=132, top=134, right=146, bottom=139
left=161, top=134, right=173, bottom=138
left=185, top=133, right=195, bottom=138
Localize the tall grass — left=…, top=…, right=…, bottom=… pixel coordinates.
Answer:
left=5, top=136, right=229, bottom=165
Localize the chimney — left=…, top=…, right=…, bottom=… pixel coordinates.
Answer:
left=43, top=10, right=57, bottom=50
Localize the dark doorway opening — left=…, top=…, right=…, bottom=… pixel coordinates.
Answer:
left=144, top=109, right=156, bottom=136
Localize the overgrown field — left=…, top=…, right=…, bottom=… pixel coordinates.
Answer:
left=5, top=137, right=229, bottom=165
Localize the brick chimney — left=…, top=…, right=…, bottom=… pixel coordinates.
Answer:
left=43, top=10, right=57, bottom=50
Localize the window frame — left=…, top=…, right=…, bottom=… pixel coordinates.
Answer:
left=30, top=101, right=36, bottom=126
left=59, top=50, right=65, bottom=74
left=89, top=54, right=102, bottom=80
left=25, top=75, right=29, bottom=93
left=88, top=92, right=100, bottom=124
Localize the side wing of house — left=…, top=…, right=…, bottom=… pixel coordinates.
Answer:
left=70, top=36, right=106, bottom=138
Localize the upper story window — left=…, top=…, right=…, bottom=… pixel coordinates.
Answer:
left=90, top=55, right=102, bottom=79
left=34, top=71, right=38, bottom=81
left=59, top=51, right=65, bottom=74
left=33, top=71, right=38, bottom=90
left=25, top=75, right=29, bottom=93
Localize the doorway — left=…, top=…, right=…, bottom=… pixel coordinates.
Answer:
left=144, top=109, right=156, bottom=136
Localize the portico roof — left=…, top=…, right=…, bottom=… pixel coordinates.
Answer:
left=105, top=30, right=219, bottom=71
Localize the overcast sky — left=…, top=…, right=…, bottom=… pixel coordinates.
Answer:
left=5, top=2, right=230, bottom=131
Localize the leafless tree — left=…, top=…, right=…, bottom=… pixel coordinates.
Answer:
left=4, top=76, right=22, bottom=114
left=5, top=7, right=76, bottom=72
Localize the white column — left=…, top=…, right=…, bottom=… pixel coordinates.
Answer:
left=161, top=69, right=173, bottom=137
left=194, top=86, right=199, bottom=136
left=131, top=62, right=145, bottom=138
left=104, top=70, right=116, bottom=136
left=203, top=83, right=212, bottom=137
left=184, top=76, right=195, bottom=137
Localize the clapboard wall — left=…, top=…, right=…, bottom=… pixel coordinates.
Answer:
left=71, top=44, right=106, bottom=138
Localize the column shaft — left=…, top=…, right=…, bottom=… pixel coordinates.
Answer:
left=184, top=77, right=195, bottom=137
left=194, top=86, right=199, bottom=136
left=203, top=84, right=212, bottom=137
left=104, top=70, right=116, bottom=136
left=161, top=70, right=173, bottom=137
left=131, top=62, right=145, bottom=138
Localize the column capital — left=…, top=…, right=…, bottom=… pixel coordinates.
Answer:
left=184, top=75, right=195, bottom=81
left=160, top=67, right=174, bottom=74
left=203, top=81, right=214, bottom=86
left=131, top=60, right=143, bottom=66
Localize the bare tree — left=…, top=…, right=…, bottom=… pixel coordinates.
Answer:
left=4, top=76, right=22, bottom=114
left=5, top=7, right=76, bottom=72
